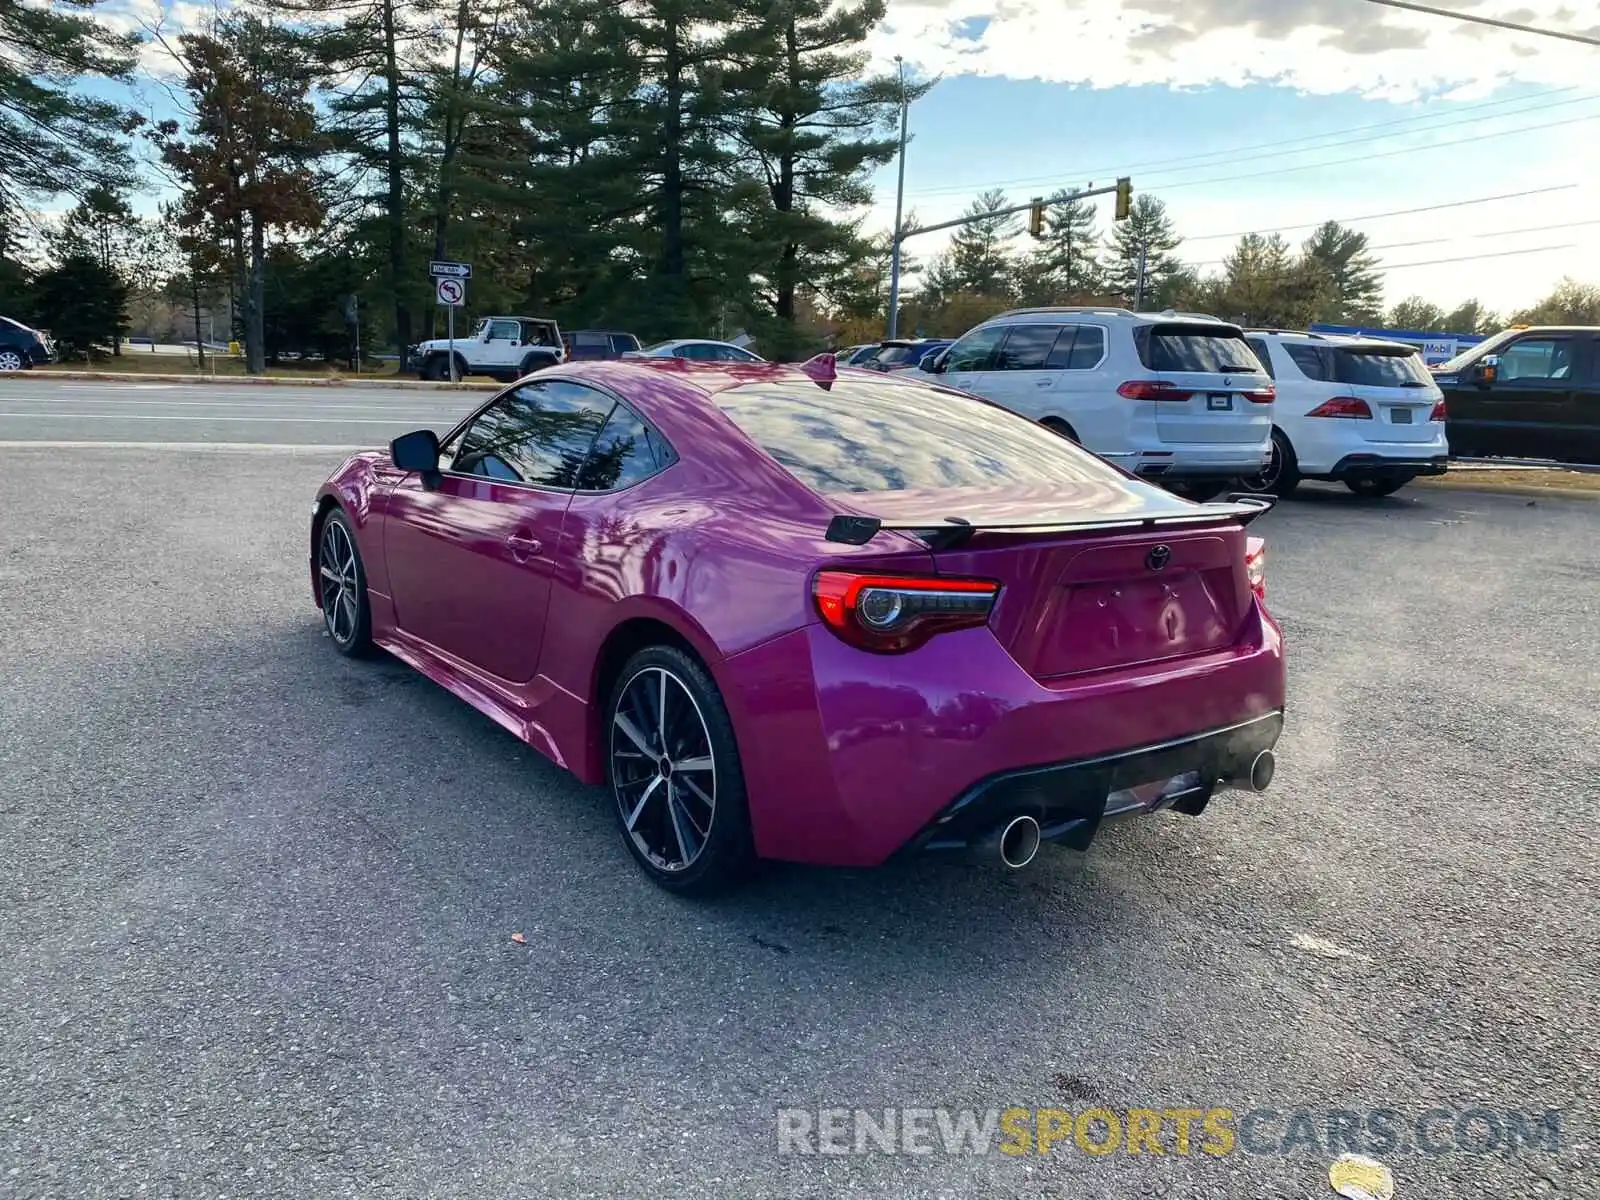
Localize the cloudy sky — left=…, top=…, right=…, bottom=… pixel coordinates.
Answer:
left=864, top=0, right=1600, bottom=313
left=100, top=0, right=1598, bottom=315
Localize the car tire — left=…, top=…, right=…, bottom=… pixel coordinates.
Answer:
left=1041, top=417, right=1080, bottom=443
left=606, top=645, right=756, bottom=896
left=317, top=508, right=374, bottom=657
left=0, top=349, right=25, bottom=372
left=1345, top=474, right=1415, bottom=499
left=1237, top=429, right=1300, bottom=498
left=518, top=352, right=552, bottom=376
left=419, top=355, right=447, bottom=381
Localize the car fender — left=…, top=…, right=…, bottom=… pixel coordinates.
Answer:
left=313, top=452, right=396, bottom=602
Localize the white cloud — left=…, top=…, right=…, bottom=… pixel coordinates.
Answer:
left=875, top=0, right=1599, bottom=100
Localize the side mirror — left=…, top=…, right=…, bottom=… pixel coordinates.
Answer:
left=390, top=429, right=441, bottom=486
left=1471, top=355, right=1499, bottom=386
left=920, top=351, right=948, bottom=374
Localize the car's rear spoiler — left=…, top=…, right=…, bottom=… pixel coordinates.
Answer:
left=825, top=493, right=1277, bottom=547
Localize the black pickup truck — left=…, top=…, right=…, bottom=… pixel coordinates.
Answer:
left=1432, top=325, right=1600, bottom=464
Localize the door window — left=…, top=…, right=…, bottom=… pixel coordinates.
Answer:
left=487, top=319, right=522, bottom=342
left=1498, top=338, right=1573, bottom=383
left=451, top=380, right=614, bottom=488
left=577, top=404, right=673, bottom=491
left=993, top=325, right=1060, bottom=371
left=945, top=326, right=1006, bottom=373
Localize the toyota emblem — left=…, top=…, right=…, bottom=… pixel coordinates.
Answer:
left=1146, top=544, right=1172, bottom=571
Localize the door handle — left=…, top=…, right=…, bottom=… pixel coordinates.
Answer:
left=506, top=530, right=542, bottom=561
left=1035, top=379, right=1054, bottom=387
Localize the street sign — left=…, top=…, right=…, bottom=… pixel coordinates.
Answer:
left=436, top=277, right=465, bottom=307
left=429, top=260, right=471, bottom=279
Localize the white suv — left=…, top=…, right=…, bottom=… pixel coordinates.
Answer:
left=1240, top=330, right=1448, bottom=498
left=920, top=307, right=1274, bottom=500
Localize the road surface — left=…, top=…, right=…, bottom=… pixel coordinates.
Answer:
left=0, top=399, right=1595, bottom=1199
left=0, top=380, right=472, bottom=447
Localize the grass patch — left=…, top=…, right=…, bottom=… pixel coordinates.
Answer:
left=37, top=354, right=403, bottom=380
left=1418, top=468, right=1600, bottom=496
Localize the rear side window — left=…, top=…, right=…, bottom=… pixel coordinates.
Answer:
left=574, top=332, right=610, bottom=349
left=1054, top=325, right=1105, bottom=370
left=1138, top=324, right=1264, bottom=374
left=1285, top=345, right=1329, bottom=381
left=611, top=333, right=641, bottom=354
left=1246, top=338, right=1276, bottom=379
left=715, top=379, right=1129, bottom=494
left=578, top=403, right=670, bottom=491
left=1333, top=348, right=1432, bottom=387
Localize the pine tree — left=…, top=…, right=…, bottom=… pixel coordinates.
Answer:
left=727, top=0, right=905, bottom=356
left=936, top=189, right=1019, bottom=300
left=1388, top=297, right=1448, bottom=332
left=1040, top=193, right=1102, bottom=298
left=1302, top=220, right=1383, bottom=323
left=1106, top=194, right=1182, bottom=308
left=0, top=0, right=141, bottom=203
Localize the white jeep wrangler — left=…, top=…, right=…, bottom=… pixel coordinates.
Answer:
left=410, top=316, right=565, bottom=382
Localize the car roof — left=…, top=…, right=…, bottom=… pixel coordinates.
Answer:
left=1247, top=329, right=1419, bottom=351
left=987, top=306, right=1233, bottom=325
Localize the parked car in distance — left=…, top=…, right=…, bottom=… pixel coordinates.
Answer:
left=311, top=357, right=1284, bottom=895
left=836, top=343, right=876, bottom=365
left=921, top=307, right=1274, bottom=501
left=1429, top=326, right=1600, bottom=465
left=624, top=339, right=765, bottom=363
left=847, top=338, right=954, bottom=373
left=563, top=329, right=643, bottom=361
left=409, top=316, right=564, bottom=382
left=0, top=316, right=55, bottom=370
left=1240, top=330, right=1448, bottom=497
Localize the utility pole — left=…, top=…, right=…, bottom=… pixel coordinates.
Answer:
left=1134, top=242, right=1149, bottom=310
left=886, top=56, right=910, bottom=340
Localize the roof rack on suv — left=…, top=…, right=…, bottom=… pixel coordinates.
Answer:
left=992, top=306, right=1135, bottom=319
left=1246, top=328, right=1325, bottom=339
left=1146, top=310, right=1228, bottom=322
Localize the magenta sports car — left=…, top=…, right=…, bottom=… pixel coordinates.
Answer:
left=311, top=356, right=1285, bottom=893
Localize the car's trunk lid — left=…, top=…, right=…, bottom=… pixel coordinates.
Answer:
left=827, top=485, right=1258, bottom=679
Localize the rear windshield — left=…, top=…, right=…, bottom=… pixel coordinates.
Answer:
left=1137, top=324, right=1264, bottom=374
left=714, top=379, right=1126, bottom=494
left=1333, top=348, right=1432, bottom=387
left=874, top=344, right=924, bottom=367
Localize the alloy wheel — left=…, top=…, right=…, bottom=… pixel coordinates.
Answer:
left=610, top=666, right=717, bottom=873
left=0, top=350, right=23, bottom=371
left=318, top=518, right=360, bottom=645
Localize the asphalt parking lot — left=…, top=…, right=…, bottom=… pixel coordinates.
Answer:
left=1, top=383, right=1597, bottom=1198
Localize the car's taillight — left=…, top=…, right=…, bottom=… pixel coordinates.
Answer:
left=1429, top=398, right=1447, bottom=422
left=1245, top=538, right=1266, bottom=603
left=1118, top=380, right=1193, bottom=401
left=813, top=570, right=999, bottom=653
left=1306, top=396, right=1373, bottom=419
left=1240, top=385, right=1276, bottom=404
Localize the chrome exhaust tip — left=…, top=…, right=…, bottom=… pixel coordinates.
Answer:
left=1247, top=749, right=1275, bottom=792
left=998, top=815, right=1042, bottom=869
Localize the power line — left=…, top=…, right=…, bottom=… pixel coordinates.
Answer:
left=1181, top=184, right=1580, bottom=243
left=1187, top=228, right=1588, bottom=268
left=1353, top=0, right=1600, bottom=47
left=901, top=86, right=1585, bottom=200
left=1177, top=242, right=1575, bottom=285
left=1148, top=111, right=1598, bottom=192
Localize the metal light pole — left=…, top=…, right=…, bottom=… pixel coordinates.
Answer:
left=886, top=55, right=909, bottom=340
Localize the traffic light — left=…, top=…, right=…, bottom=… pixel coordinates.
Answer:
left=1028, top=198, right=1045, bottom=239
left=1114, top=177, right=1132, bottom=222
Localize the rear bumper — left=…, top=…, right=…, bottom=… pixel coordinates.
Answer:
left=905, top=710, right=1284, bottom=856
left=1325, top=453, right=1448, bottom=480
left=1105, top=444, right=1271, bottom=480
left=718, top=602, right=1287, bottom=868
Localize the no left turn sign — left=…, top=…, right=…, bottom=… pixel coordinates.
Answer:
left=436, top=277, right=465, bottom=306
